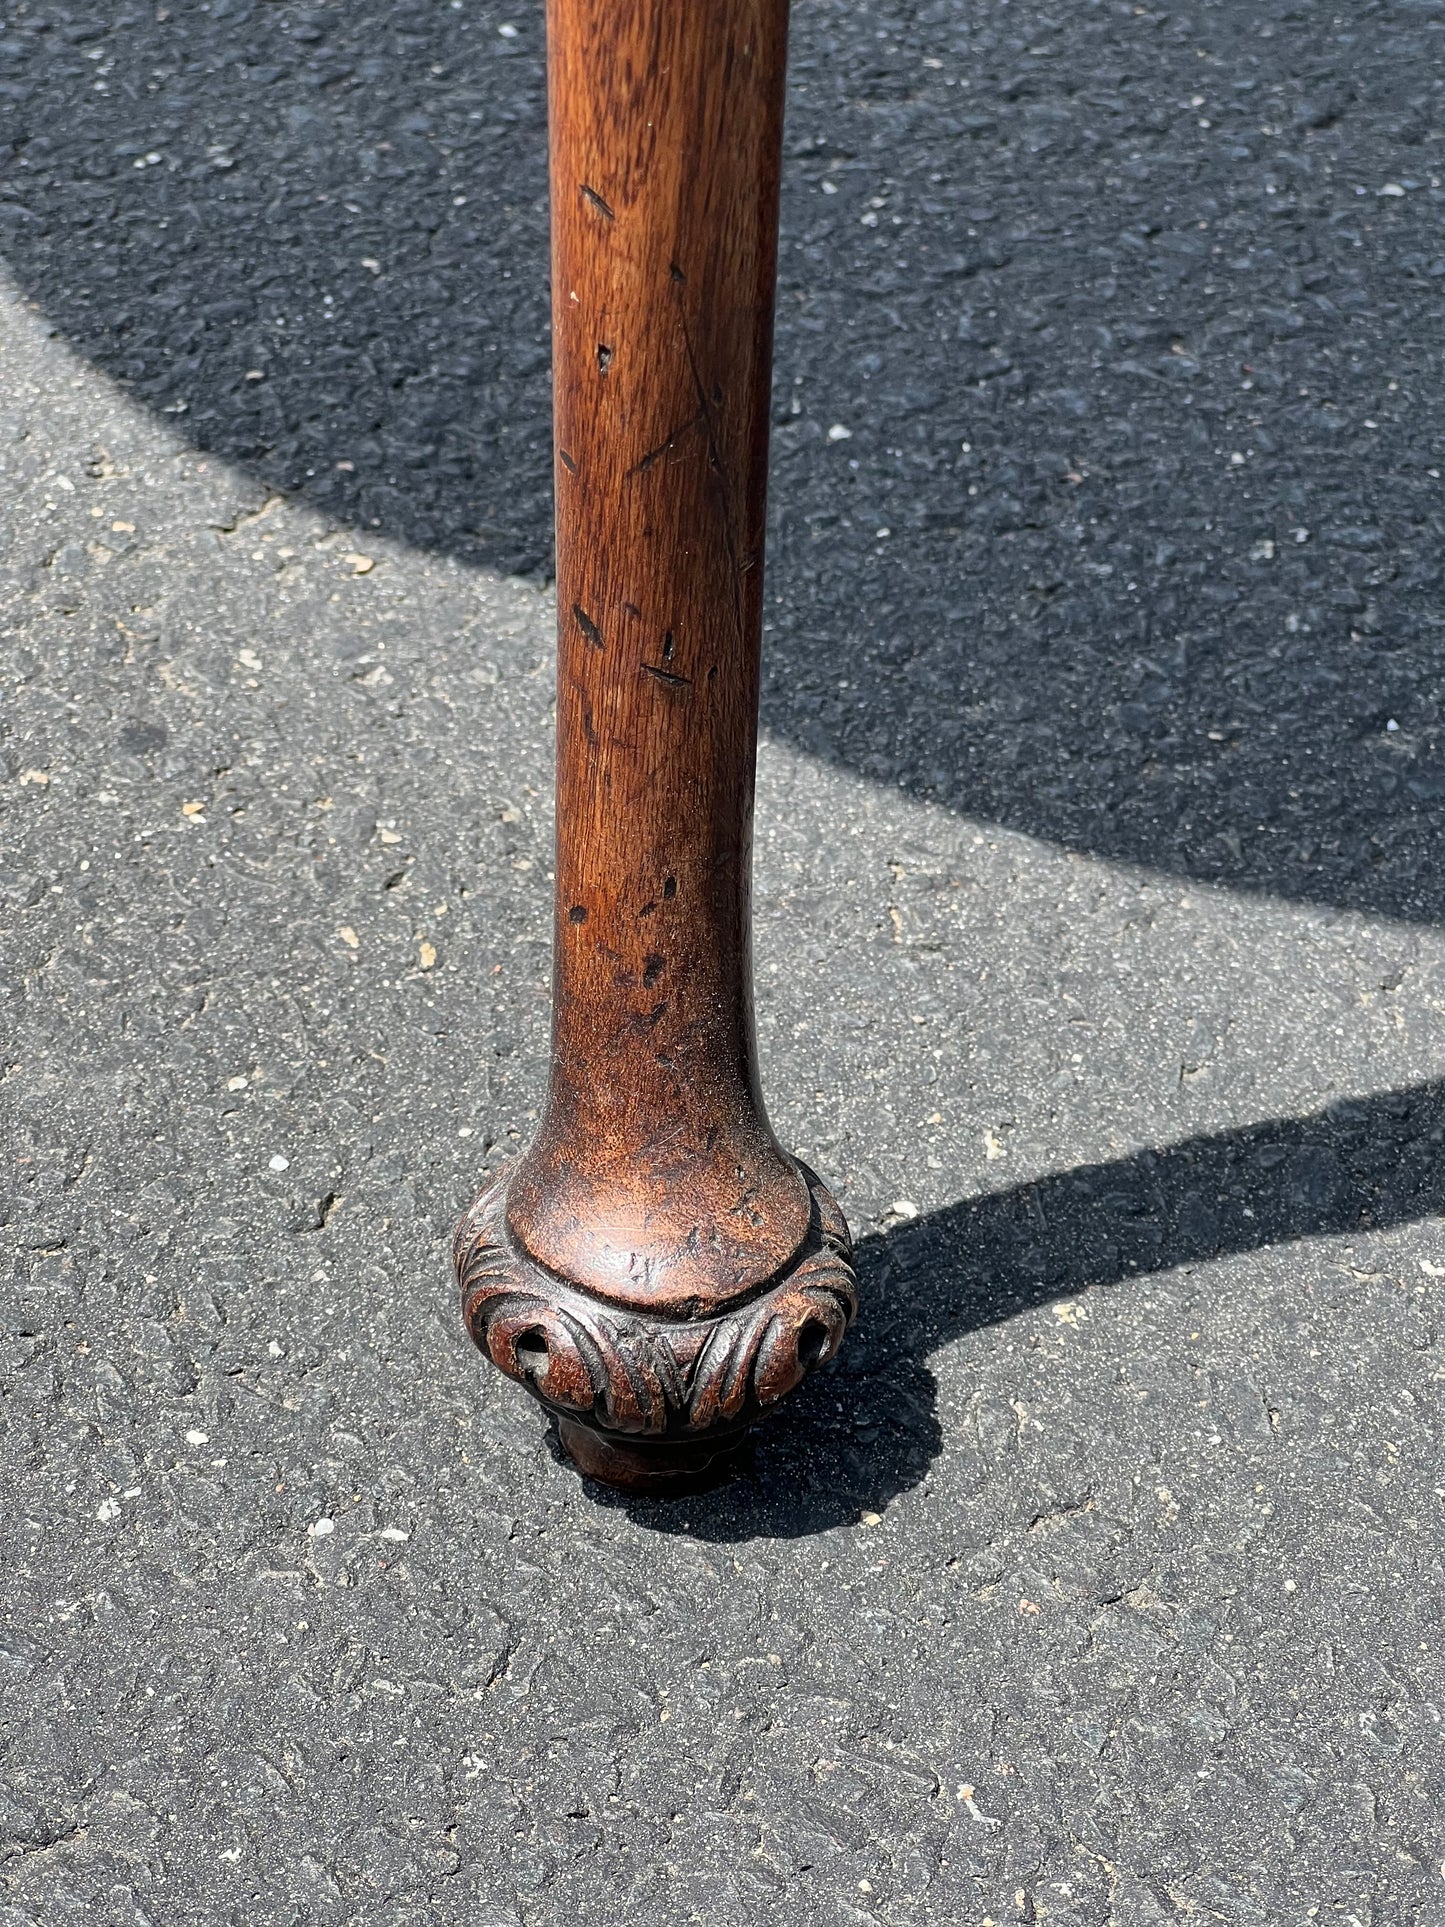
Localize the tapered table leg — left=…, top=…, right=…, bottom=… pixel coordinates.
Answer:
left=455, top=0, right=856, bottom=1491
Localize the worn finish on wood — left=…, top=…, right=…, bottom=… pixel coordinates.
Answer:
left=455, top=0, right=856, bottom=1487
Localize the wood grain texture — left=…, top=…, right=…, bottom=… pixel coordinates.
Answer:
left=456, top=0, right=856, bottom=1484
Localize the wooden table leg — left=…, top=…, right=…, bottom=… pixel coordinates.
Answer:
left=454, top=0, right=856, bottom=1492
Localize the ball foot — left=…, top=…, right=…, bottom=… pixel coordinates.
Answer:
left=456, top=1157, right=856, bottom=1487
left=556, top=1419, right=748, bottom=1493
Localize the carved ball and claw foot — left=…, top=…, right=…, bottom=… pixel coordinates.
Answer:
left=455, top=1162, right=857, bottom=1492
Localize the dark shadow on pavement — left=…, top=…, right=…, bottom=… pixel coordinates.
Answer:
left=3, top=1, right=1444, bottom=922
left=603, top=1077, right=1445, bottom=1539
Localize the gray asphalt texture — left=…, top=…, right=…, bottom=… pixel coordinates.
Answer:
left=3, top=1, right=1445, bottom=1923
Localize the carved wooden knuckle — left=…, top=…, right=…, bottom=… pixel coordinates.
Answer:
left=456, top=1161, right=857, bottom=1450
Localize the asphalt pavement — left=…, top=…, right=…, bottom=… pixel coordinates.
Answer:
left=4, top=1, right=1445, bottom=1922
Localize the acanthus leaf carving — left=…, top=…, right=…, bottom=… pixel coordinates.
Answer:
left=455, top=1159, right=857, bottom=1441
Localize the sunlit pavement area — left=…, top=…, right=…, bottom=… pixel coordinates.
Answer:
left=4, top=1, right=1445, bottom=1921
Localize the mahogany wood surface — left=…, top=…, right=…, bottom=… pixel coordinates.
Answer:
left=455, top=0, right=857, bottom=1490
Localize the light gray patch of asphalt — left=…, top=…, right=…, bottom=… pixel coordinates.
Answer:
left=2, top=6, right=1445, bottom=1925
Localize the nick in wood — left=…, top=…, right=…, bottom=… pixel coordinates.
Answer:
left=454, top=0, right=857, bottom=1490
